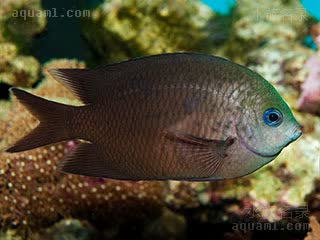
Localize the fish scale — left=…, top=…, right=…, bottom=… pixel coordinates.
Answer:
left=6, top=53, right=302, bottom=181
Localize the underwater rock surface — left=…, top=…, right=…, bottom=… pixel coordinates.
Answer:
left=0, top=0, right=45, bottom=87
left=219, top=0, right=312, bottom=64
left=298, top=53, right=320, bottom=115
left=81, top=0, right=229, bottom=63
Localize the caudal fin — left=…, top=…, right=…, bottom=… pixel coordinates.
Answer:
left=6, top=88, right=74, bottom=153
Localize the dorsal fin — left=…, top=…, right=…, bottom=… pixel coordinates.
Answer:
left=48, top=53, right=230, bottom=104
left=48, top=68, right=106, bottom=104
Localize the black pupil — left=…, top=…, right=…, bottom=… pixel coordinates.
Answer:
left=268, top=113, right=279, bottom=122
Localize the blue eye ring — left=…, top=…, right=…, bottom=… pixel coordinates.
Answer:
left=263, top=108, right=283, bottom=127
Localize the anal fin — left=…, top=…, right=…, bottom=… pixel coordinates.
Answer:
left=59, top=142, right=123, bottom=179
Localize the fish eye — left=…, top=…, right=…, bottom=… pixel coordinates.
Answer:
left=263, top=109, right=283, bottom=127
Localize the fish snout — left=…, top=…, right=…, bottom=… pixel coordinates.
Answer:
left=292, top=125, right=303, bottom=141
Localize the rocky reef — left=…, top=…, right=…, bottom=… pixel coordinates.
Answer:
left=0, top=0, right=45, bottom=87
left=81, top=0, right=230, bottom=64
left=298, top=24, right=320, bottom=115
left=219, top=0, right=313, bottom=63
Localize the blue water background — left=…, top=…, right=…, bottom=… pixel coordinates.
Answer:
left=300, top=0, right=320, bottom=20
left=201, top=0, right=236, bottom=15
left=202, top=0, right=320, bottom=20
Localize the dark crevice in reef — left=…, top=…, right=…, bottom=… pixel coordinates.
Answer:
left=0, top=82, right=11, bottom=100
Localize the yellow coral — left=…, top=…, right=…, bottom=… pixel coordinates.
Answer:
left=0, top=42, right=17, bottom=66
left=0, top=0, right=46, bottom=87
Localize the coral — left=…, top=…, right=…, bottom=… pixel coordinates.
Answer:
left=298, top=53, right=320, bottom=115
left=310, top=23, right=320, bottom=49
left=0, top=0, right=46, bottom=87
left=0, top=0, right=46, bottom=44
left=304, top=216, right=320, bottom=240
left=0, top=59, right=165, bottom=230
left=0, top=54, right=40, bottom=87
left=306, top=179, right=320, bottom=220
left=0, top=100, right=11, bottom=119
left=219, top=0, right=312, bottom=64
left=247, top=40, right=313, bottom=87
left=0, top=42, right=17, bottom=65
left=81, top=0, right=228, bottom=63
left=165, top=181, right=206, bottom=209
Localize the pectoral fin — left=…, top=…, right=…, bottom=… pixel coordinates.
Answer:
left=165, top=130, right=235, bottom=178
left=166, top=130, right=235, bottom=148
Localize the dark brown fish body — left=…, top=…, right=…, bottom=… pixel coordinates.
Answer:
left=7, top=53, right=302, bottom=180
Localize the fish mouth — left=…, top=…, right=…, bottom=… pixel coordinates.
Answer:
left=239, top=138, right=282, bottom=158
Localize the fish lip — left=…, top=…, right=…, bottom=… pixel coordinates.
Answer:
left=292, top=124, right=303, bottom=141
left=239, top=138, right=282, bottom=158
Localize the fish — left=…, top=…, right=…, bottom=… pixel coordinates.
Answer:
left=5, top=53, right=303, bottom=181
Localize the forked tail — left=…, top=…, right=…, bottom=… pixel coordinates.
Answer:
left=6, top=88, right=75, bottom=153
